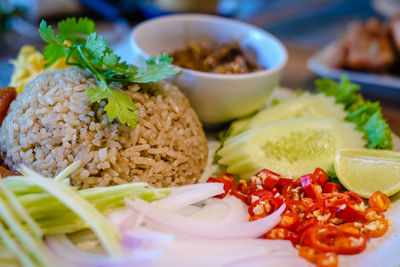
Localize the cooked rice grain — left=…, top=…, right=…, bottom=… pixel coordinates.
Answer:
left=0, top=67, right=208, bottom=188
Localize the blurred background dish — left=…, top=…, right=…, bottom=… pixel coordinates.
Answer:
left=131, top=14, right=287, bottom=125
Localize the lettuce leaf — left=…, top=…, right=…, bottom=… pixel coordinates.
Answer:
left=316, top=76, right=392, bottom=150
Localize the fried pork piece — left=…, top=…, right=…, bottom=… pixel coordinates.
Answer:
left=336, top=18, right=395, bottom=72
left=390, top=15, right=400, bottom=54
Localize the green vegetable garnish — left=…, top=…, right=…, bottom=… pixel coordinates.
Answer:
left=0, top=163, right=171, bottom=266
left=38, top=17, right=179, bottom=128
left=316, top=76, right=392, bottom=149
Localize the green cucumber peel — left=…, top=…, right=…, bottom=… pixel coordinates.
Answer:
left=0, top=223, right=37, bottom=267
left=0, top=193, right=47, bottom=266
left=17, top=165, right=121, bottom=257
left=0, top=179, right=42, bottom=239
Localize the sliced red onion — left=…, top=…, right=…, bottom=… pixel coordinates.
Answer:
left=125, top=198, right=285, bottom=239
left=46, top=234, right=162, bottom=267
left=218, top=196, right=249, bottom=224
left=223, top=254, right=314, bottom=267
left=121, top=228, right=174, bottom=249
left=188, top=196, right=248, bottom=224
left=156, top=238, right=297, bottom=267
left=109, top=183, right=224, bottom=232
left=154, top=183, right=224, bottom=211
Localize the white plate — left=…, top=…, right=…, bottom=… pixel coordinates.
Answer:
left=307, top=43, right=400, bottom=98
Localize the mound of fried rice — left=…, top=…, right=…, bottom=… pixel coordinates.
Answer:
left=0, top=67, right=208, bottom=189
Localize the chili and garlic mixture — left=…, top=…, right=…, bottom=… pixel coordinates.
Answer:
left=171, top=41, right=262, bottom=74
left=207, top=168, right=391, bottom=267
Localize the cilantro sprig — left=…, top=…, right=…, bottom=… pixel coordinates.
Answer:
left=38, top=17, right=179, bottom=127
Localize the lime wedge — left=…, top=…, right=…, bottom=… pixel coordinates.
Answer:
left=334, top=149, right=400, bottom=198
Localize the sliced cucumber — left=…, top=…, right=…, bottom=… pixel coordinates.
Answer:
left=224, top=93, right=347, bottom=139
left=218, top=117, right=366, bottom=179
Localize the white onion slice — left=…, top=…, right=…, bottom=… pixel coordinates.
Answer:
left=109, top=183, right=225, bottom=232
left=223, top=254, right=313, bottom=267
left=46, top=234, right=162, bottom=267
left=154, top=183, right=224, bottom=211
left=218, top=196, right=249, bottom=224
left=156, top=238, right=297, bottom=267
left=125, top=198, right=285, bottom=239
left=121, top=228, right=174, bottom=249
left=107, top=208, right=138, bottom=232
left=188, top=196, right=248, bottom=224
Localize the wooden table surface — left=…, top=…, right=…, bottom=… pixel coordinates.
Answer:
left=281, top=41, right=400, bottom=137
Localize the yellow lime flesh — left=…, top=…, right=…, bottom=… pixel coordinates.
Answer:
left=334, top=149, right=400, bottom=198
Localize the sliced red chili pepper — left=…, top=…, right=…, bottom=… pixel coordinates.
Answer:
left=247, top=189, right=274, bottom=204
left=335, top=192, right=365, bottom=222
left=363, top=219, right=389, bottom=238
left=364, top=208, right=384, bottom=222
left=336, top=204, right=364, bottom=222
left=336, top=232, right=367, bottom=255
left=286, top=230, right=300, bottom=246
left=344, top=191, right=364, bottom=205
left=230, top=185, right=249, bottom=204
left=308, top=198, right=326, bottom=214
left=300, top=174, right=319, bottom=199
left=309, top=224, right=341, bottom=253
left=271, top=187, right=280, bottom=195
left=316, top=252, right=338, bottom=267
left=299, top=246, right=319, bottom=264
left=237, top=179, right=249, bottom=194
left=368, top=191, right=391, bottom=213
left=270, top=195, right=284, bottom=211
left=276, top=178, right=292, bottom=193
left=206, top=177, right=232, bottom=198
left=313, top=168, right=329, bottom=187
left=301, top=197, right=314, bottom=207
left=264, top=227, right=299, bottom=246
left=218, top=173, right=235, bottom=183
left=283, top=182, right=304, bottom=202
left=323, top=193, right=349, bottom=208
left=287, top=200, right=308, bottom=219
left=247, top=177, right=259, bottom=191
left=297, top=217, right=320, bottom=235
left=323, top=182, right=341, bottom=193
left=279, top=212, right=300, bottom=231
left=249, top=214, right=267, bottom=221
left=248, top=198, right=273, bottom=217
left=338, top=222, right=362, bottom=236
left=255, top=169, right=281, bottom=190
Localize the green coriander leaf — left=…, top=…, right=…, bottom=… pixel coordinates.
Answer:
left=58, top=17, right=95, bottom=41
left=85, top=83, right=110, bottom=103
left=86, top=33, right=108, bottom=59
left=103, top=53, right=118, bottom=67
left=86, top=83, right=138, bottom=128
left=131, top=52, right=179, bottom=83
left=43, top=44, right=66, bottom=67
left=104, top=90, right=138, bottom=128
left=39, top=20, right=62, bottom=46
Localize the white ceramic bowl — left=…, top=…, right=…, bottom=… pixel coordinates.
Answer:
left=130, top=14, right=287, bottom=125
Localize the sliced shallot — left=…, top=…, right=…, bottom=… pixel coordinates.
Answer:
left=154, top=182, right=224, bottom=211
left=46, top=234, right=162, bottom=267
left=124, top=197, right=285, bottom=239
